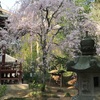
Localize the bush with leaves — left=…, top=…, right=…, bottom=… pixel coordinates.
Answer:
left=29, top=80, right=46, bottom=92
left=0, top=85, right=7, bottom=97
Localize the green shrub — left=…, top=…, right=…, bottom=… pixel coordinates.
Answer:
left=29, top=81, right=46, bottom=92
left=40, top=84, right=46, bottom=92
left=0, top=85, right=7, bottom=97
left=29, top=80, right=37, bottom=89
left=64, top=92, right=71, bottom=97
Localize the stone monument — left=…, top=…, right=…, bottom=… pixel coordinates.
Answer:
left=67, top=31, right=100, bottom=100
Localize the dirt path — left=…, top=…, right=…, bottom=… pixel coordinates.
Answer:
left=0, top=84, right=77, bottom=100
left=0, top=84, right=32, bottom=100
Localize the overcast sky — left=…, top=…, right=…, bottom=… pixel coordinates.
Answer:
left=0, top=0, right=17, bottom=10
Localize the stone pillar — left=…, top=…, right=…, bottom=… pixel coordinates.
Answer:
left=72, top=73, right=94, bottom=100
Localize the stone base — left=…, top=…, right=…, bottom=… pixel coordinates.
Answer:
left=72, top=95, right=99, bottom=100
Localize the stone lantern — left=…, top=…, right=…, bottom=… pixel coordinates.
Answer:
left=66, top=31, right=100, bottom=100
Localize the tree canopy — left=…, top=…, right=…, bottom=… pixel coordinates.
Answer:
left=0, top=0, right=100, bottom=84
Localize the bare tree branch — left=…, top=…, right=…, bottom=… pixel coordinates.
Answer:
left=49, top=0, right=64, bottom=23
left=47, top=26, right=63, bottom=52
left=45, top=7, right=50, bottom=27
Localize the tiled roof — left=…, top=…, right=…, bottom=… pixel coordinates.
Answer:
left=0, top=54, right=17, bottom=63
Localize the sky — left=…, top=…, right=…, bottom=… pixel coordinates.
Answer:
left=0, top=0, right=18, bottom=10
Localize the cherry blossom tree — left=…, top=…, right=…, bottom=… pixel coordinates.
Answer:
left=6, top=0, right=98, bottom=85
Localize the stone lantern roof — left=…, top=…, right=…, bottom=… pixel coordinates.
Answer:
left=67, top=56, right=100, bottom=72
left=66, top=31, right=100, bottom=72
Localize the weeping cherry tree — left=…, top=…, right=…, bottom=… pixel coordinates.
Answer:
left=7, top=0, right=98, bottom=86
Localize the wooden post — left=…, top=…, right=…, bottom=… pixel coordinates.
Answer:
left=1, top=45, right=6, bottom=84
left=2, top=45, right=6, bottom=66
left=0, top=66, right=1, bottom=84
left=19, top=63, right=22, bottom=83
left=60, top=74, right=63, bottom=87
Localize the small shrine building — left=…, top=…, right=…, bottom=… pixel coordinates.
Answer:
left=0, top=54, right=23, bottom=84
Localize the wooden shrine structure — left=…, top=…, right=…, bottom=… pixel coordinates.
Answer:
left=0, top=48, right=23, bottom=84
left=0, top=2, right=8, bottom=28
left=0, top=45, right=23, bottom=84
left=0, top=2, right=23, bottom=84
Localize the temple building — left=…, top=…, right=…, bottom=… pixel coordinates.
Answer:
left=0, top=2, right=8, bottom=28
left=0, top=2, right=23, bottom=84
left=67, top=31, right=100, bottom=100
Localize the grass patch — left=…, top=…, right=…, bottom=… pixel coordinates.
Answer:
left=64, top=92, right=71, bottom=97
left=50, top=94, right=59, bottom=98
left=0, top=85, right=7, bottom=97
left=5, top=97, right=31, bottom=100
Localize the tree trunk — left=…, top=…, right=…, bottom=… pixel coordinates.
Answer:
left=41, top=34, right=48, bottom=91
